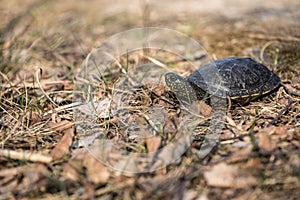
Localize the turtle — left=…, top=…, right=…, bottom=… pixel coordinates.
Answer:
left=165, top=57, right=291, bottom=125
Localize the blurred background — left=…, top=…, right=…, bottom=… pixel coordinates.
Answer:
left=1, top=0, right=299, bottom=78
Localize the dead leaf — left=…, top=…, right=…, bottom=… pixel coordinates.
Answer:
left=183, top=190, right=199, bottom=200
left=291, top=139, right=300, bottom=148
left=146, top=136, right=162, bottom=152
left=0, top=178, right=18, bottom=195
left=204, top=163, right=257, bottom=188
left=30, top=111, right=42, bottom=125
left=0, top=167, right=24, bottom=194
left=257, top=133, right=276, bottom=152
left=22, top=164, right=49, bottom=185
left=82, top=153, right=110, bottom=184
left=263, top=178, right=277, bottom=185
left=289, top=154, right=300, bottom=171
left=257, top=127, right=276, bottom=152
left=199, top=101, right=211, bottom=117
left=273, top=126, right=287, bottom=135
left=0, top=166, right=24, bottom=177
left=284, top=176, right=300, bottom=189
left=163, top=116, right=177, bottom=135
left=62, top=163, right=80, bottom=181
left=225, top=115, right=237, bottom=127
left=245, top=157, right=263, bottom=170
left=226, top=146, right=252, bottom=163
left=51, top=127, right=74, bottom=161
left=7, top=164, right=50, bottom=195
left=152, top=85, right=165, bottom=96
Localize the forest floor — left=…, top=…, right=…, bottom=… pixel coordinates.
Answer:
left=0, top=0, right=299, bottom=199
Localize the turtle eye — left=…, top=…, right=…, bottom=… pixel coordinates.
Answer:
left=165, top=72, right=177, bottom=83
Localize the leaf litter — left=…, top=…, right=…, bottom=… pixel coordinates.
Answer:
left=0, top=0, right=300, bottom=199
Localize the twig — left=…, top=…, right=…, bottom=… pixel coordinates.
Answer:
left=143, top=113, right=162, bottom=135
left=35, top=68, right=58, bottom=106
left=0, top=149, right=53, bottom=163
left=142, top=54, right=168, bottom=69
left=43, top=102, right=82, bottom=116
left=95, top=179, right=135, bottom=196
left=0, top=71, right=14, bottom=88
left=260, top=41, right=279, bottom=63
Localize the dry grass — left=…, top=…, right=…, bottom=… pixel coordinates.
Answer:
left=0, top=0, right=299, bottom=199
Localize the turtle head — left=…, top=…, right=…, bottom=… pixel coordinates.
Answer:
left=165, top=72, right=198, bottom=103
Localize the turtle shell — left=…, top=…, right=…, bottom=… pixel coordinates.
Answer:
left=187, top=57, right=281, bottom=102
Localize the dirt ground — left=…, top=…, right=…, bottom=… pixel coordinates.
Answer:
left=0, top=0, right=300, bottom=199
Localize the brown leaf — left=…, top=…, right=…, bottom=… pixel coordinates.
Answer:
left=183, top=190, right=200, bottom=200
left=0, top=166, right=22, bottom=194
left=284, top=176, right=300, bottom=189
left=82, top=153, right=110, bottom=184
left=152, top=85, right=165, bottom=96
left=273, top=126, right=287, bottom=135
left=257, top=127, right=276, bottom=152
left=146, top=136, right=162, bottom=152
left=71, top=148, right=110, bottom=183
left=22, top=164, right=49, bottom=186
left=51, top=127, right=74, bottom=161
left=289, top=154, right=300, bottom=171
left=163, top=117, right=177, bottom=135
left=226, top=146, right=252, bottom=163
left=204, top=163, right=257, bottom=188
left=62, top=163, right=80, bottom=181
left=0, top=166, right=24, bottom=177
left=199, top=100, right=212, bottom=117
left=225, top=115, right=237, bottom=127
left=245, top=157, right=263, bottom=171
left=0, top=178, right=18, bottom=195
left=30, top=111, right=42, bottom=125
left=257, top=133, right=276, bottom=152
left=12, top=164, right=50, bottom=195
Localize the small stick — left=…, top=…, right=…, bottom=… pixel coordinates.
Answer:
left=35, top=68, right=58, bottom=106
left=0, top=149, right=53, bottom=163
